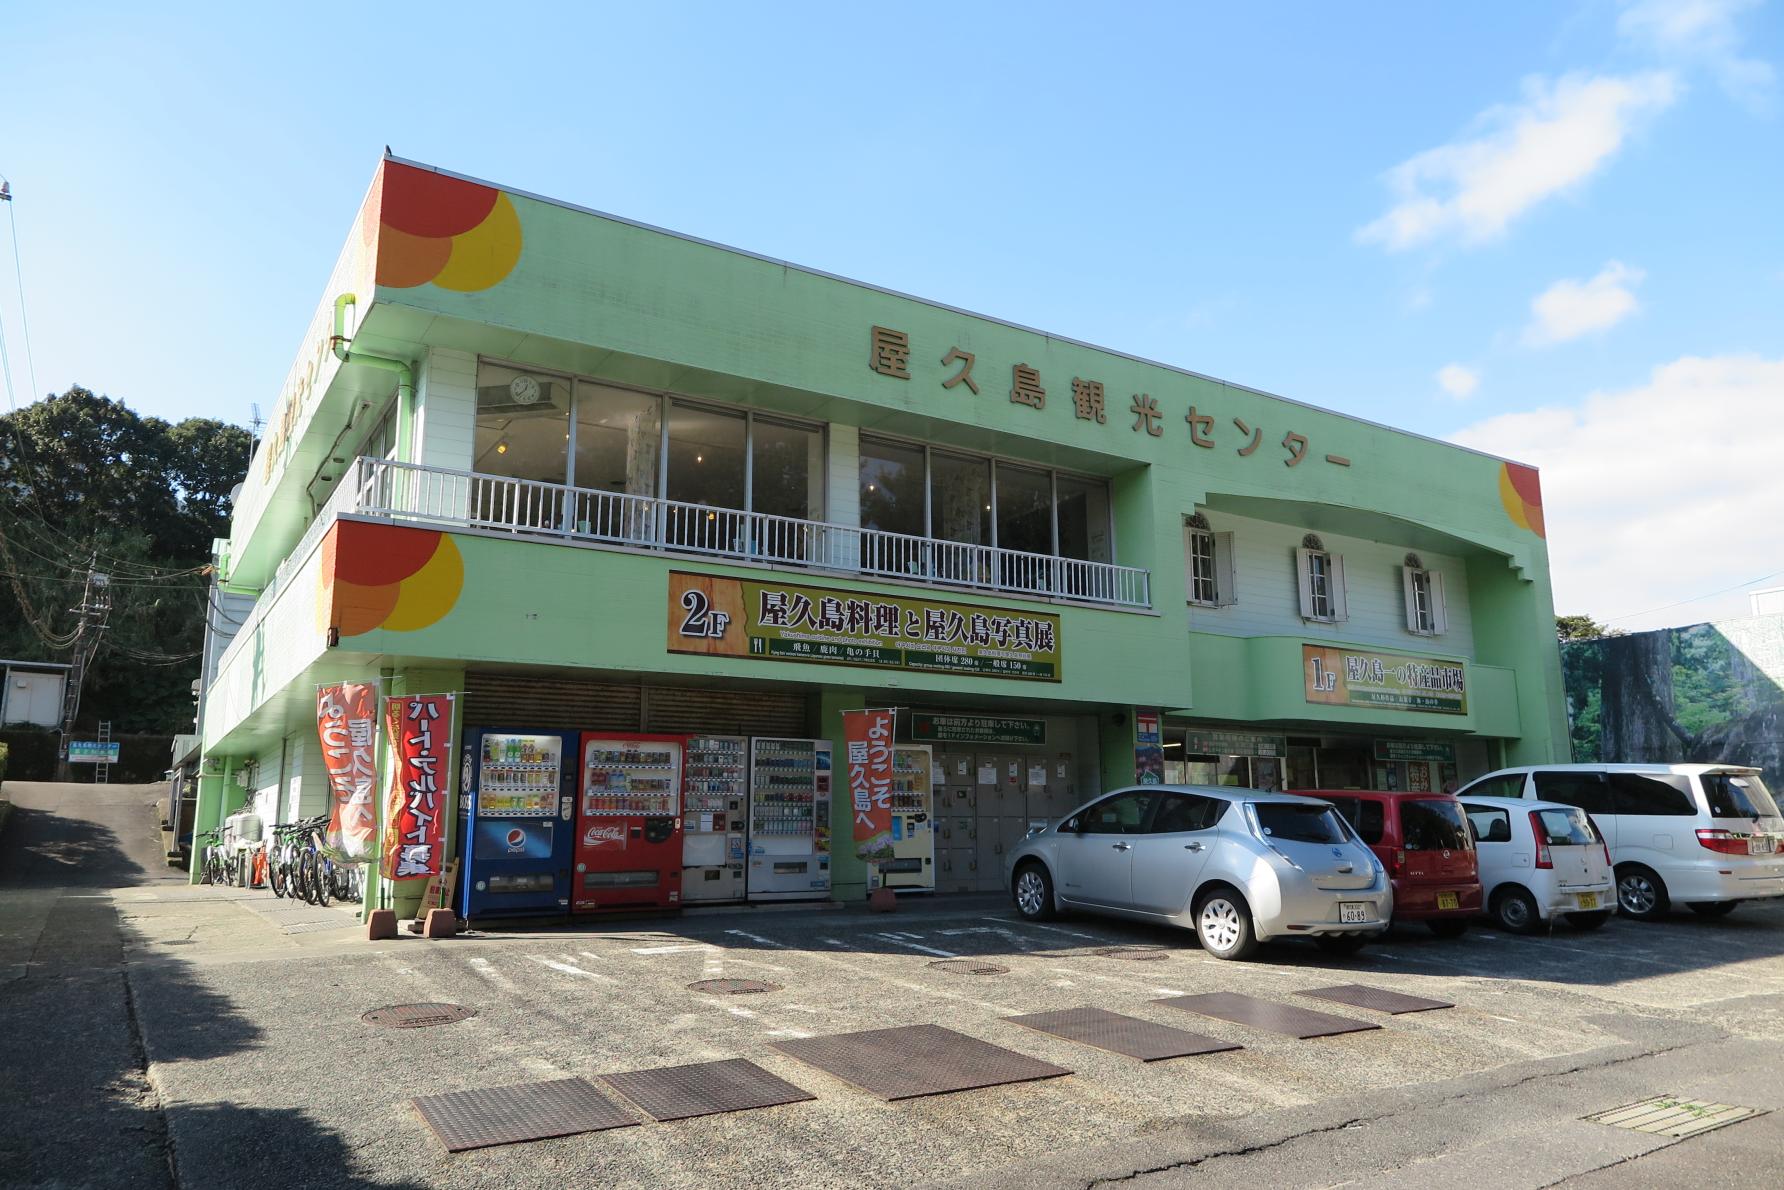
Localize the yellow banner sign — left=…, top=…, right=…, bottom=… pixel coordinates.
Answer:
left=1303, top=644, right=1467, bottom=715
left=668, top=572, right=1061, bottom=682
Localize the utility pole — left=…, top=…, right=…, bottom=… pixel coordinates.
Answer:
left=54, top=564, right=111, bottom=782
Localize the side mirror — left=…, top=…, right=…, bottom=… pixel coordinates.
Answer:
left=1063, top=817, right=1081, bottom=834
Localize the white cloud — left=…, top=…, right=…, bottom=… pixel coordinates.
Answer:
left=1619, top=0, right=1775, bottom=107
left=1358, top=72, right=1678, bottom=251
left=1451, top=354, right=1784, bottom=630
left=1437, top=363, right=1481, bottom=399
left=1525, top=261, right=1645, bottom=345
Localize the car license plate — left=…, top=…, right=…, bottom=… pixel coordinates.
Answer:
left=1749, top=837, right=1771, bottom=856
left=1339, top=902, right=1371, bottom=924
left=1577, top=892, right=1599, bottom=910
left=1436, top=892, right=1459, bottom=911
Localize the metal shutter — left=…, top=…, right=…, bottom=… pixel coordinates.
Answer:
left=463, top=673, right=642, bottom=732
left=642, top=686, right=810, bottom=737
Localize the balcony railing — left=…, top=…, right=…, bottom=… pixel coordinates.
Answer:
left=337, top=456, right=1151, bottom=608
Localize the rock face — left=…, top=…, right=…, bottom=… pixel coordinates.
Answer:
left=1564, top=613, right=1784, bottom=789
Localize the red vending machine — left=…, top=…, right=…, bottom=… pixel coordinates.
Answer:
left=573, top=733, right=684, bottom=912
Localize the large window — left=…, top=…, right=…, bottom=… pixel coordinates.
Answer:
left=857, top=435, right=1113, bottom=566
left=474, top=362, right=824, bottom=542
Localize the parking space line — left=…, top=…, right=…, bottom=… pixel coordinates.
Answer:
left=526, top=955, right=614, bottom=982
left=874, top=933, right=960, bottom=958
left=465, top=956, right=520, bottom=992
left=724, top=928, right=791, bottom=949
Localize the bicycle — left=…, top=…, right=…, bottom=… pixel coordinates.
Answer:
left=196, top=828, right=226, bottom=885
left=265, top=820, right=308, bottom=899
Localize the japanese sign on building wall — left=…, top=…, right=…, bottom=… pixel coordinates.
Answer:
left=317, top=682, right=378, bottom=860
left=865, top=326, right=1353, bottom=469
left=1183, top=729, right=1288, bottom=758
left=910, top=713, right=1046, bottom=745
left=382, top=693, right=455, bottom=880
left=1372, top=739, right=1458, bottom=763
left=668, top=571, right=1062, bottom=682
left=1134, top=708, right=1164, bottom=784
left=1303, top=645, right=1468, bottom=715
left=845, top=709, right=897, bottom=866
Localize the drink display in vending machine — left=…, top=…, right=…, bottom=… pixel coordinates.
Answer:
left=458, top=728, right=577, bottom=923
left=573, top=733, right=683, bottom=912
left=681, top=735, right=747, bottom=904
left=883, top=744, right=936, bottom=891
left=746, top=737, right=833, bottom=901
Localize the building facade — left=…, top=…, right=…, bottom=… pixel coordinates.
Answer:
left=192, top=156, right=1567, bottom=915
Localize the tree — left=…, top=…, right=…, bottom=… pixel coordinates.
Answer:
left=0, top=387, right=250, bottom=734
left=1556, top=614, right=1623, bottom=642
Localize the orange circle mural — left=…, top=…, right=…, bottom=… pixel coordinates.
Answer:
left=1498, top=462, right=1545, bottom=538
left=375, top=162, right=522, bottom=292
left=322, top=523, right=464, bottom=637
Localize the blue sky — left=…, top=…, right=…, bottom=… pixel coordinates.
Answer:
left=1, top=1, right=1780, bottom=629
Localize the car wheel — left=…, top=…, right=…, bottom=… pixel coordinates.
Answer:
left=1012, top=862, right=1056, bottom=922
left=1194, top=887, right=1259, bottom=961
left=1687, top=901, right=1738, bottom=918
left=1313, top=934, right=1369, bottom=957
left=1564, top=910, right=1611, bottom=931
left=1490, top=886, right=1542, bottom=934
left=1616, top=865, right=1669, bottom=921
left=1426, top=918, right=1469, bottom=940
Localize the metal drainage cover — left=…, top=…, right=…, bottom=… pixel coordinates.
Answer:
left=362, top=1003, right=477, bottom=1029
left=1585, top=1096, right=1766, bottom=1139
left=688, top=978, right=781, bottom=996
left=928, top=960, right=1010, bottom=976
left=1095, top=947, right=1172, bottom=962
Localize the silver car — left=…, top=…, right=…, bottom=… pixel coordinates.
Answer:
left=1006, top=784, right=1393, bottom=960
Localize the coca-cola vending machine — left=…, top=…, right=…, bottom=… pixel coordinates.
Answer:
left=573, top=733, right=684, bottom=913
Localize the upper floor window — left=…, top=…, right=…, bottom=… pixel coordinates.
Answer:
left=858, top=436, right=1112, bottom=564
left=1182, top=512, right=1234, bottom=607
left=1401, top=554, right=1448, bottom=636
left=1295, top=534, right=1347, bottom=623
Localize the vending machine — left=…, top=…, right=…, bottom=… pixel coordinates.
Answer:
left=681, top=735, right=747, bottom=904
left=458, top=728, right=577, bottom=923
left=746, top=736, right=833, bottom=901
left=573, top=733, right=684, bottom=913
left=883, top=745, right=936, bottom=891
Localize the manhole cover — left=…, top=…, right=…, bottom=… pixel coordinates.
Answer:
left=688, top=978, right=781, bottom=995
left=362, top=1002, right=477, bottom=1029
left=1585, top=1096, right=1766, bottom=1139
left=1095, top=947, right=1172, bottom=961
left=928, top=959, right=1010, bottom=976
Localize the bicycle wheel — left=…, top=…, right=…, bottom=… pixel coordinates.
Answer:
left=296, top=851, right=316, bottom=904
left=313, top=857, right=333, bottom=907
left=268, top=844, right=288, bottom=898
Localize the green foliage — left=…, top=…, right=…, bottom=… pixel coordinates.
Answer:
left=1669, top=625, right=1742, bottom=738
left=0, top=387, right=250, bottom=733
left=0, top=740, right=8, bottom=783
left=1557, top=613, right=1621, bottom=642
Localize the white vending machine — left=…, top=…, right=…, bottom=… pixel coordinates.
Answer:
left=746, top=736, right=833, bottom=901
left=681, top=735, right=747, bottom=904
left=883, top=744, right=936, bottom=891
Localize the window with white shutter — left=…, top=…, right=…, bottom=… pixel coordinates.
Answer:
left=1296, top=535, right=1346, bottom=623
left=1183, top=515, right=1236, bottom=607
left=1401, top=556, right=1447, bottom=635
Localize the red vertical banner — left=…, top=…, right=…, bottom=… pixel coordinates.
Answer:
left=382, top=693, right=455, bottom=880
left=317, top=682, right=378, bottom=860
left=845, top=709, right=896, bottom=864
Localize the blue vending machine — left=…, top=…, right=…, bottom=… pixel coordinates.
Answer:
left=458, top=728, right=577, bottom=923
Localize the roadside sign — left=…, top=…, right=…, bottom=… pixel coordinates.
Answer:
left=68, top=741, right=121, bottom=764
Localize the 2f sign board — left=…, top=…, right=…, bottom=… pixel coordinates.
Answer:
left=68, top=741, right=121, bottom=764
left=1304, top=645, right=1467, bottom=715
left=668, top=571, right=1061, bottom=681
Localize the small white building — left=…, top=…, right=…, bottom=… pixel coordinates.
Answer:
left=1, top=659, right=68, bottom=728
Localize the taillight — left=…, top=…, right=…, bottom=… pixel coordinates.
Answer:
left=1389, top=850, right=1405, bottom=876
left=1601, top=836, right=1612, bottom=865
left=1696, top=828, right=1752, bottom=856
left=1529, top=812, right=1551, bottom=868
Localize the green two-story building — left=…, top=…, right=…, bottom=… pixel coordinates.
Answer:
left=191, top=155, right=1565, bottom=917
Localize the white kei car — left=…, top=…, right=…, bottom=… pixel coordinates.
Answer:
left=1457, top=796, right=1615, bottom=932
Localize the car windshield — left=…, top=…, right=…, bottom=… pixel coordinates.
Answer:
left=1401, top=799, right=1471, bottom=850
left=1702, top=772, right=1781, bottom=820
left=1536, top=807, right=1596, bottom=846
left=1251, top=802, right=1347, bottom=844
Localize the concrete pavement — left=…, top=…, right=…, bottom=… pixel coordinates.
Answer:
left=3, top=781, right=1782, bottom=1188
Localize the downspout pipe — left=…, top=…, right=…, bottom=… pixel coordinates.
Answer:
left=331, top=293, right=416, bottom=463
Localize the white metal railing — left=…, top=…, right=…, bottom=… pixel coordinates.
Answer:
left=323, top=456, right=1151, bottom=609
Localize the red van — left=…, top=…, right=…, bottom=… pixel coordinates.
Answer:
left=1289, top=790, right=1483, bottom=938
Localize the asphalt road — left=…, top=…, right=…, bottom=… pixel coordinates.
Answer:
left=3, top=781, right=1782, bottom=1188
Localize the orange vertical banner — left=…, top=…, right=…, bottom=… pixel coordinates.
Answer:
left=382, top=693, right=455, bottom=880
left=845, top=709, right=897, bottom=863
left=317, top=682, right=378, bottom=860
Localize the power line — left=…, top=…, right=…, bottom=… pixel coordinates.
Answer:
left=2, top=178, right=37, bottom=401
left=1603, top=568, right=1784, bottom=625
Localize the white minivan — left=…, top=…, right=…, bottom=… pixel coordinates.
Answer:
left=1458, top=796, right=1615, bottom=932
left=1454, top=764, right=1784, bottom=921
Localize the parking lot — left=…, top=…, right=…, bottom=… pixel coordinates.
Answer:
left=117, top=886, right=1784, bottom=1189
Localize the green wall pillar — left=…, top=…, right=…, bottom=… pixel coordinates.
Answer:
left=1467, top=554, right=1570, bottom=767
left=187, top=759, right=238, bottom=885
left=1099, top=707, right=1138, bottom=792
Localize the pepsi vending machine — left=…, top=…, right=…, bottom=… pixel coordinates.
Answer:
left=458, top=728, right=577, bottom=923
